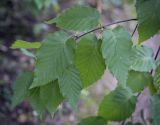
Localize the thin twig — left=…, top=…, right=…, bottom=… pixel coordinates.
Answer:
left=137, top=92, right=142, bottom=98
left=75, top=18, right=137, bottom=40
left=132, top=24, right=138, bottom=37
left=154, top=46, right=160, bottom=60
left=151, top=46, right=160, bottom=74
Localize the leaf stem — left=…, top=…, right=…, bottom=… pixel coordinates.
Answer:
left=75, top=18, right=137, bottom=40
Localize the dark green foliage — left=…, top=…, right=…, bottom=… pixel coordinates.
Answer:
left=136, top=0, right=160, bottom=43
left=154, top=64, right=160, bottom=91
left=127, top=71, right=152, bottom=93
left=74, top=34, right=105, bottom=87
left=151, top=94, right=160, bottom=125
left=12, top=72, right=33, bottom=107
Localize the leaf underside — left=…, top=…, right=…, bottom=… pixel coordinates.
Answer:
left=102, top=26, right=133, bottom=85
left=131, top=45, right=156, bottom=72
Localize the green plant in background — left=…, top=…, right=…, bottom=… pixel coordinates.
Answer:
left=11, top=0, right=160, bottom=125
left=34, top=0, right=58, bottom=10
left=21, top=0, right=60, bottom=32
left=26, top=0, right=59, bottom=12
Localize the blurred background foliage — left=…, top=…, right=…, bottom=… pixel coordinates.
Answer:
left=0, top=0, right=138, bottom=125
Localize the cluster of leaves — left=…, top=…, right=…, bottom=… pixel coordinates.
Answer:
left=11, top=0, right=160, bottom=124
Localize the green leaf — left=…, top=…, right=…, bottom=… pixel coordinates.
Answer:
left=29, top=81, right=63, bottom=115
left=127, top=70, right=153, bottom=93
left=149, top=82, right=157, bottom=95
left=77, top=116, right=107, bottom=125
left=74, top=34, right=105, bottom=87
left=156, top=59, right=160, bottom=67
left=40, top=80, right=63, bottom=114
left=12, top=72, right=33, bottom=108
left=131, top=45, right=156, bottom=72
left=43, top=0, right=55, bottom=8
left=136, top=0, right=160, bottom=43
left=35, top=0, right=44, bottom=9
left=28, top=87, right=46, bottom=115
left=59, top=65, right=82, bottom=110
left=102, top=26, right=133, bottom=85
left=151, top=94, right=160, bottom=125
left=30, top=31, right=76, bottom=88
left=98, top=86, right=136, bottom=121
left=11, top=40, right=41, bottom=49
left=50, top=6, right=100, bottom=31
left=154, top=65, right=160, bottom=91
